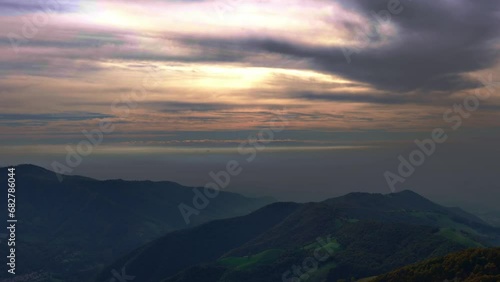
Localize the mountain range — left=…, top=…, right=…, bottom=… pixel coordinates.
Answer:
left=97, top=190, right=500, bottom=282
left=1, top=165, right=499, bottom=282
left=0, top=165, right=273, bottom=281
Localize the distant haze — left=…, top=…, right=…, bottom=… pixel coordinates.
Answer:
left=3, top=142, right=499, bottom=213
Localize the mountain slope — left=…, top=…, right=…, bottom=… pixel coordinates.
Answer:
left=0, top=165, right=274, bottom=281
left=370, top=247, right=500, bottom=282
left=96, top=202, right=301, bottom=282
left=100, top=190, right=500, bottom=282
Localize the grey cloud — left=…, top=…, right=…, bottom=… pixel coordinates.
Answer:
left=173, top=0, right=500, bottom=94
left=292, top=91, right=419, bottom=105
left=0, top=121, right=47, bottom=127
left=0, top=0, right=78, bottom=14
left=290, top=0, right=500, bottom=92
left=156, top=102, right=288, bottom=113
left=0, top=112, right=114, bottom=121
left=2, top=0, right=499, bottom=100
left=0, top=32, right=125, bottom=50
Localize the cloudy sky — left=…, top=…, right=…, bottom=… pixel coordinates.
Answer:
left=1, top=0, right=499, bottom=148
left=1, top=0, right=500, bottom=206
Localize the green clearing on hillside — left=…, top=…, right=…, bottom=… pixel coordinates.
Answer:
left=302, top=238, right=341, bottom=281
left=217, top=249, right=284, bottom=270
left=303, top=237, right=341, bottom=252
left=438, top=228, right=483, bottom=248
left=409, top=211, right=480, bottom=235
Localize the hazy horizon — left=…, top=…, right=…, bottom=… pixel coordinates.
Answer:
left=4, top=141, right=499, bottom=214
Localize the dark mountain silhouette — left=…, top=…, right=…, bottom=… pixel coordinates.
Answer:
left=98, top=190, right=500, bottom=282
left=0, top=165, right=274, bottom=281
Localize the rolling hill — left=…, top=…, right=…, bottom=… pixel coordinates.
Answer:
left=370, top=247, right=500, bottom=282
left=0, top=165, right=274, bottom=281
left=98, top=190, right=500, bottom=282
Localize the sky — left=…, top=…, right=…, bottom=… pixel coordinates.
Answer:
left=1, top=0, right=500, bottom=207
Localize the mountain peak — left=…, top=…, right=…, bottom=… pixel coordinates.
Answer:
left=331, top=190, right=425, bottom=200
left=4, top=164, right=52, bottom=174
left=387, top=189, right=436, bottom=205
left=393, top=189, right=424, bottom=197
left=322, top=189, right=443, bottom=215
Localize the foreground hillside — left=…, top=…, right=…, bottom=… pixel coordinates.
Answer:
left=0, top=165, right=273, bottom=281
left=371, top=248, right=500, bottom=282
left=98, top=190, right=500, bottom=282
